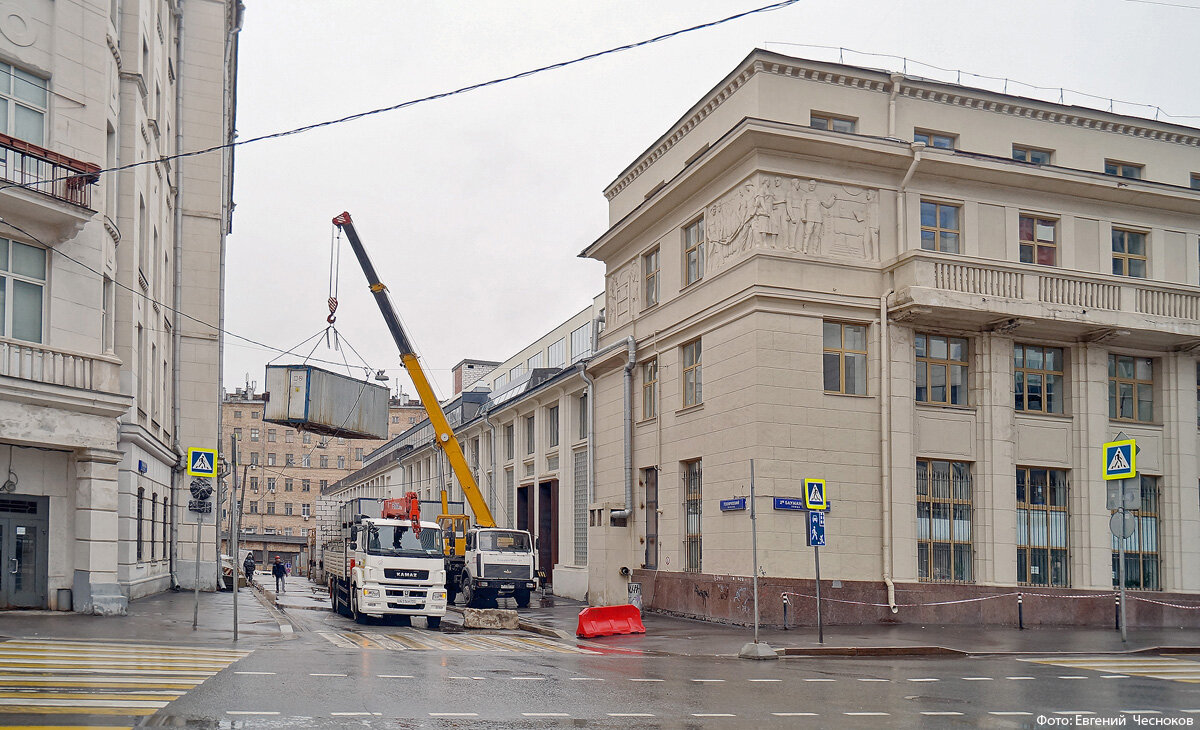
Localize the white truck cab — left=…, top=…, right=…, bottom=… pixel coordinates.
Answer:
left=454, top=528, right=537, bottom=608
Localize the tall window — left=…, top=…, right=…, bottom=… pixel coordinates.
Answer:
left=916, top=459, right=973, bottom=583
left=284, top=503, right=293, bottom=516
left=1112, top=228, right=1147, bottom=278
left=642, top=359, right=658, bottom=419
left=355, top=447, right=364, bottom=461
left=1104, top=160, right=1143, bottom=179
left=249, top=452, right=258, bottom=466
left=266, top=502, right=275, bottom=515
left=1108, top=354, right=1154, bottom=422
left=301, top=454, right=310, bottom=467
left=1113, top=476, right=1159, bottom=590
left=1016, top=468, right=1069, bottom=587
left=1014, top=344, right=1064, bottom=414
left=136, top=487, right=145, bottom=561
left=337, top=455, right=345, bottom=469
left=284, top=478, right=293, bottom=491
left=302, top=479, right=311, bottom=492
left=302, top=432, right=312, bottom=445
left=525, top=415, right=535, bottom=455
left=285, top=453, right=294, bottom=466
left=266, top=453, right=276, bottom=466
left=0, top=64, right=47, bottom=146
left=150, top=495, right=157, bottom=560
left=1019, top=215, right=1057, bottom=266
left=162, top=497, right=168, bottom=558
left=0, top=239, right=47, bottom=343
left=577, top=394, right=588, bottom=441
left=266, top=477, right=276, bottom=492
left=919, top=201, right=960, bottom=253
left=570, top=323, right=591, bottom=363
left=320, top=479, right=327, bottom=490
left=250, top=428, right=259, bottom=442
left=823, top=322, right=867, bottom=394
left=504, top=423, right=514, bottom=460
left=683, top=218, right=705, bottom=286
left=285, top=431, right=294, bottom=443
left=683, top=459, right=702, bottom=573
left=319, top=455, right=328, bottom=468
left=548, top=405, right=559, bottom=448
left=267, top=429, right=276, bottom=442
left=810, top=112, right=856, bottom=133
left=643, top=247, right=660, bottom=307
left=527, top=351, right=544, bottom=370
left=915, top=334, right=968, bottom=406
left=914, top=130, right=956, bottom=149
left=1013, top=145, right=1052, bottom=164
left=301, top=503, right=311, bottom=517
left=682, top=340, right=702, bottom=407
left=548, top=339, right=566, bottom=368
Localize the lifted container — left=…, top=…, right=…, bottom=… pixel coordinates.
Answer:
left=263, top=364, right=389, bottom=440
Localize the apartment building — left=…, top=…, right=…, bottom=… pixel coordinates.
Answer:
left=222, top=383, right=424, bottom=574
left=580, top=50, right=1200, bottom=626
left=0, top=1, right=239, bottom=613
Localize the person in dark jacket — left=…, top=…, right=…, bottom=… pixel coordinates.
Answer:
left=243, top=553, right=255, bottom=585
left=272, top=556, right=286, bottom=593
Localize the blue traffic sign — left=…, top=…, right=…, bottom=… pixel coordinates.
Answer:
left=186, top=447, right=218, bottom=478
left=804, top=478, right=828, bottom=510
left=808, top=511, right=826, bottom=547
left=774, top=497, right=806, bottom=511
left=1102, top=439, right=1136, bottom=481
left=720, top=497, right=747, bottom=512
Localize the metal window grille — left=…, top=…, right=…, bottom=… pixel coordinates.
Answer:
left=1112, top=476, right=1160, bottom=591
left=916, top=459, right=973, bottom=583
left=574, top=449, right=588, bottom=565
left=1016, top=467, right=1069, bottom=587
left=683, top=459, right=702, bottom=573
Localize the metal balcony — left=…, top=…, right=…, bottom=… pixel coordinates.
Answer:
left=0, top=132, right=99, bottom=209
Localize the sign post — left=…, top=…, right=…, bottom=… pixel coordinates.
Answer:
left=230, top=436, right=240, bottom=641
left=807, top=510, right=826, bottom=644
left=738, top=460, right=776, bottom=660
left=1103, top=436, right=1137, bottom=642
left=186, top=447, right=217, bottom=629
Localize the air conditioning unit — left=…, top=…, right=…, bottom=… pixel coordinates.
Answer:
left=303, top=515, right=309, bottom=520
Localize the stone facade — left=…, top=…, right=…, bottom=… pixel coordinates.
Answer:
left=582, top=50, right=1200, bottom=626
left=0, top=0, right=239, bottom=612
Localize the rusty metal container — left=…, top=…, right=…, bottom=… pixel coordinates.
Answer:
left=263, top=364, right=389, bottom=440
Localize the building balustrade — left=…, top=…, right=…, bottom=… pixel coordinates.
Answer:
left=0, top=132, right=100, bottom=209
left=0, top=337, right=120, bottom=393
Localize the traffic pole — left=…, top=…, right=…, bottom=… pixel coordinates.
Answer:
left=814, top=542, right=823, bottom=644
left=230, top=436, right=240, bottom=642
left=1118, top=479, right=1128, bottom=643
left=750, top=459, right=760, bottom=645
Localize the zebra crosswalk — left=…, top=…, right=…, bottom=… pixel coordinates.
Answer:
left=0, top=638, right=250, bottom=727
left=1023, top=655, right=1200, bottom=683
left=317, top=628, right=596, bottom=654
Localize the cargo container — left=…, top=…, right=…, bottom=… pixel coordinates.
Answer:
left=263, top=364, right=389, bottom=439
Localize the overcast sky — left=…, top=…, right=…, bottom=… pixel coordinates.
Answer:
left=221, top=0, right=1199, bottom=400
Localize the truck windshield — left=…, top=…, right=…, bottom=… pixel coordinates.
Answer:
left=478, top=530, right=531, bottom=553
left=364, top=525, right=443, bottom=557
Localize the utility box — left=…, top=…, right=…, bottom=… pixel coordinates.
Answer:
left=263, top=364, right=389, bottom=440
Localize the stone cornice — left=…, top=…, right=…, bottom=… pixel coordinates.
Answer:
left=604, top=51, right=1200, bottom=202
left=118, top=423, right=180, bottom=465
left=0, top=375, right=130, bottom=418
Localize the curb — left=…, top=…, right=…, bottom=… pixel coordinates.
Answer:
left=777, top=644, right=1200, bottom=658
left=248, top=585, right=293, bottom=635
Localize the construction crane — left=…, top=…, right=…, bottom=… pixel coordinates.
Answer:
left=332, top=212, right=496, bottom=529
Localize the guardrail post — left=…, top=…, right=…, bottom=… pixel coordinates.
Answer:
left=1017, top=593, right=1024, bottom=630
left=782, top=594, right=789, bottom=631
left=1114, top=595, right=1120, bottom=631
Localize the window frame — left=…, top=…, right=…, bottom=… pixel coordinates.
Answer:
left=682, top=339, right=702, bottom=408
left=1112, top=476, right=1160, bottom=591
left=524, top=415, right=535, bottom=456
left=916, top=459, right=973, bottom=583
left=0, top=63, right=48, bottom=146
left=810, top=112, right=857, bottom=133
left=914, top=129, right=956, bottom=150
left=822, top=321, right=868, bottom=395
left=915, top=333, right=969, bottom=406
left=1013, top=344, right=1066, bottom=415
left=1108, top=353, right=1155, bottom=423
left=919, top=200, right=961, bottom=254
left=643, top=247, right=660, bottom=308
left=683, top=459, right=702, bottom=573
left=548, top=405, right=559, bottom=448
left=1104, top=159, right=1143, bottom=179
left=0, top=238, right=48, bottom=343
left=641, top=358, right=658, bottom=419
left=1012, top=145, right=1053, bottom=165
left=1016, top=467, right=1070, bottom=587
left=1019, top=214, right=1058, bottom=267
left=1111, top=227, right=1148, bottom=278
left=683, top=217, right=705, bottom=287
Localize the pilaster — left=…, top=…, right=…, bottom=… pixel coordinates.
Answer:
left=72, top=447, right=127, bottom=615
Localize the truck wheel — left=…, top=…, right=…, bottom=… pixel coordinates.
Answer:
left=461, top=580, right=476, bottom=608
left=426, top=616, right=441, bottom=630
left=328, top=580, right=339, bottom=614
left=515, top=589, right=531, bottom=608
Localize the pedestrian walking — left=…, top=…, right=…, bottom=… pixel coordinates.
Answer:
left=272, top=556, right=286, bottom=593
left=243, top=552, right=255, bottom=586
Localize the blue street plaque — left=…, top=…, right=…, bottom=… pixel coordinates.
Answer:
left=773, top=497, right=806, bottom=511
left=807, top=510, right=826, bottom=547
left=720, top=497, right=747, bottom=512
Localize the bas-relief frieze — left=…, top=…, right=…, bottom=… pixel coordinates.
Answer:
left=606, top=257, right=639, bottom=330
left=707, top=174, right=879, bottom=271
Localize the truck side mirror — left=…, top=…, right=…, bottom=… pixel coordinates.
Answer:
left=348, top=542, right=358, bottom=551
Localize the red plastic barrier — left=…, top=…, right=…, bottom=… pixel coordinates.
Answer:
left=576, top=604, right=646, bottom=638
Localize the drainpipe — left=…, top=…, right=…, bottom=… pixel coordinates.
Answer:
left=887, top=73, right=903, bottom=138
left=167, top=0, right=185, bottom=590
left=896, top=142, right=924, bottom=255
left=879, top=290, right=897, bottom=613
left=482, top=407, right=499, bottom=525
left=581, top=334, right=636, bottom=518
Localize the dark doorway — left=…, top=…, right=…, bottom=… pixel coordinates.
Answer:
left=0, top=496, right=49, bottom=609
left=517, top=484, right=531, bottom=532
left=537, top=480, right=558, bottom=589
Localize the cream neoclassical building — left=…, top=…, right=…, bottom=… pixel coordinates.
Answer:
left=0, top=1, right=239, bottom=613
left=580, top=50, right=1200, bottom=626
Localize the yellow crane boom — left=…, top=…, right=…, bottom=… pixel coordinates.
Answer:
left=332, top=212, right=496, bottom=528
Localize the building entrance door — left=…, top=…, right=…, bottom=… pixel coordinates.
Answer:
left=537, top=481, right=558, bottom=589
left=0, top=496, right=49, bottom=609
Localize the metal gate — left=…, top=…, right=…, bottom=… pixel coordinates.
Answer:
left=0, top=496, right=49, bottom=609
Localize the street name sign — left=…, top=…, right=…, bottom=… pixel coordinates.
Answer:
left=803, top=478, right=828, bottom=511
left=720, top=497, right=747, bottom=512
left=807, top=511, right=826, bottom=547
left=773, top=497, right=806, bottom=511
left=187, top=447, right=218, bottom=478
left=1102, top=439, right=1136, bottom=481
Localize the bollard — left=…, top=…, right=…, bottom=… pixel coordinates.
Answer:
left=1114, top=595, right=1120, bottom=632
left=1018, top=593, right=1024, bottom=630
left=782, top=594, right=789, bottom=631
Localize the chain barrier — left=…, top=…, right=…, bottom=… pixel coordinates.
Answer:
left=779, top=590, right=1136, bottom=609
left=1129, top=596, right=1200, bottom=610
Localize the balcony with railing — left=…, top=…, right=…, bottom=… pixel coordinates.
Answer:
left=0, top=132, right=99, bottom=208
left=888, top=251, right=1200, bottom=340
left=0, top=337, right=121, bottom=396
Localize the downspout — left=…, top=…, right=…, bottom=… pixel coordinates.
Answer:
left=887, top=73, right=903, bottom=138
left=881, top=141, right=923, bottom=613
left=483, top=407, right=498, bottom=524
left=168, top=0, right=184, bottom=590
left=581, top=332, right=636, bottom=517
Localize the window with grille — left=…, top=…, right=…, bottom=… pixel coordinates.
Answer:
left=136, top=487, right=144, bottom=561
left=1016, top=468, right=1069, bottom=586
left=1108, top=354, right=1154, bottom=422
left=823, top=322, right=867, bottom=394
left=919, top=201, right=960, bottom=253
left=683, top=459, right=702, bottom=573
left=683, top=218, right=705, bottom=286
left=916, top=334, right=968, bottom=406
left=916, top=459, right=973, bottom=583
left=1112, top=476, right=1160, bottom=590
left=642, top=359, right=658, bottom=418
left=1014, top=344, right=1065, bottom=414
left=682, top=339, right=702, bottom=408
left=574, top=449, right=588, bottom=565
left=1019, top=215, right=1057, bottom=266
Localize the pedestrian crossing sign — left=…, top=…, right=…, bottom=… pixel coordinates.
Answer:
left=803, top=478, right=827, bottom=510
left=186, top=447, right=218, bottom=478
left=1102, top=439, right=1136, bottom=481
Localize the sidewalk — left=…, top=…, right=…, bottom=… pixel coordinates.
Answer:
left=504, top=593, right=1200, bottom=658
left=0, top=585, right=286, bottom=646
